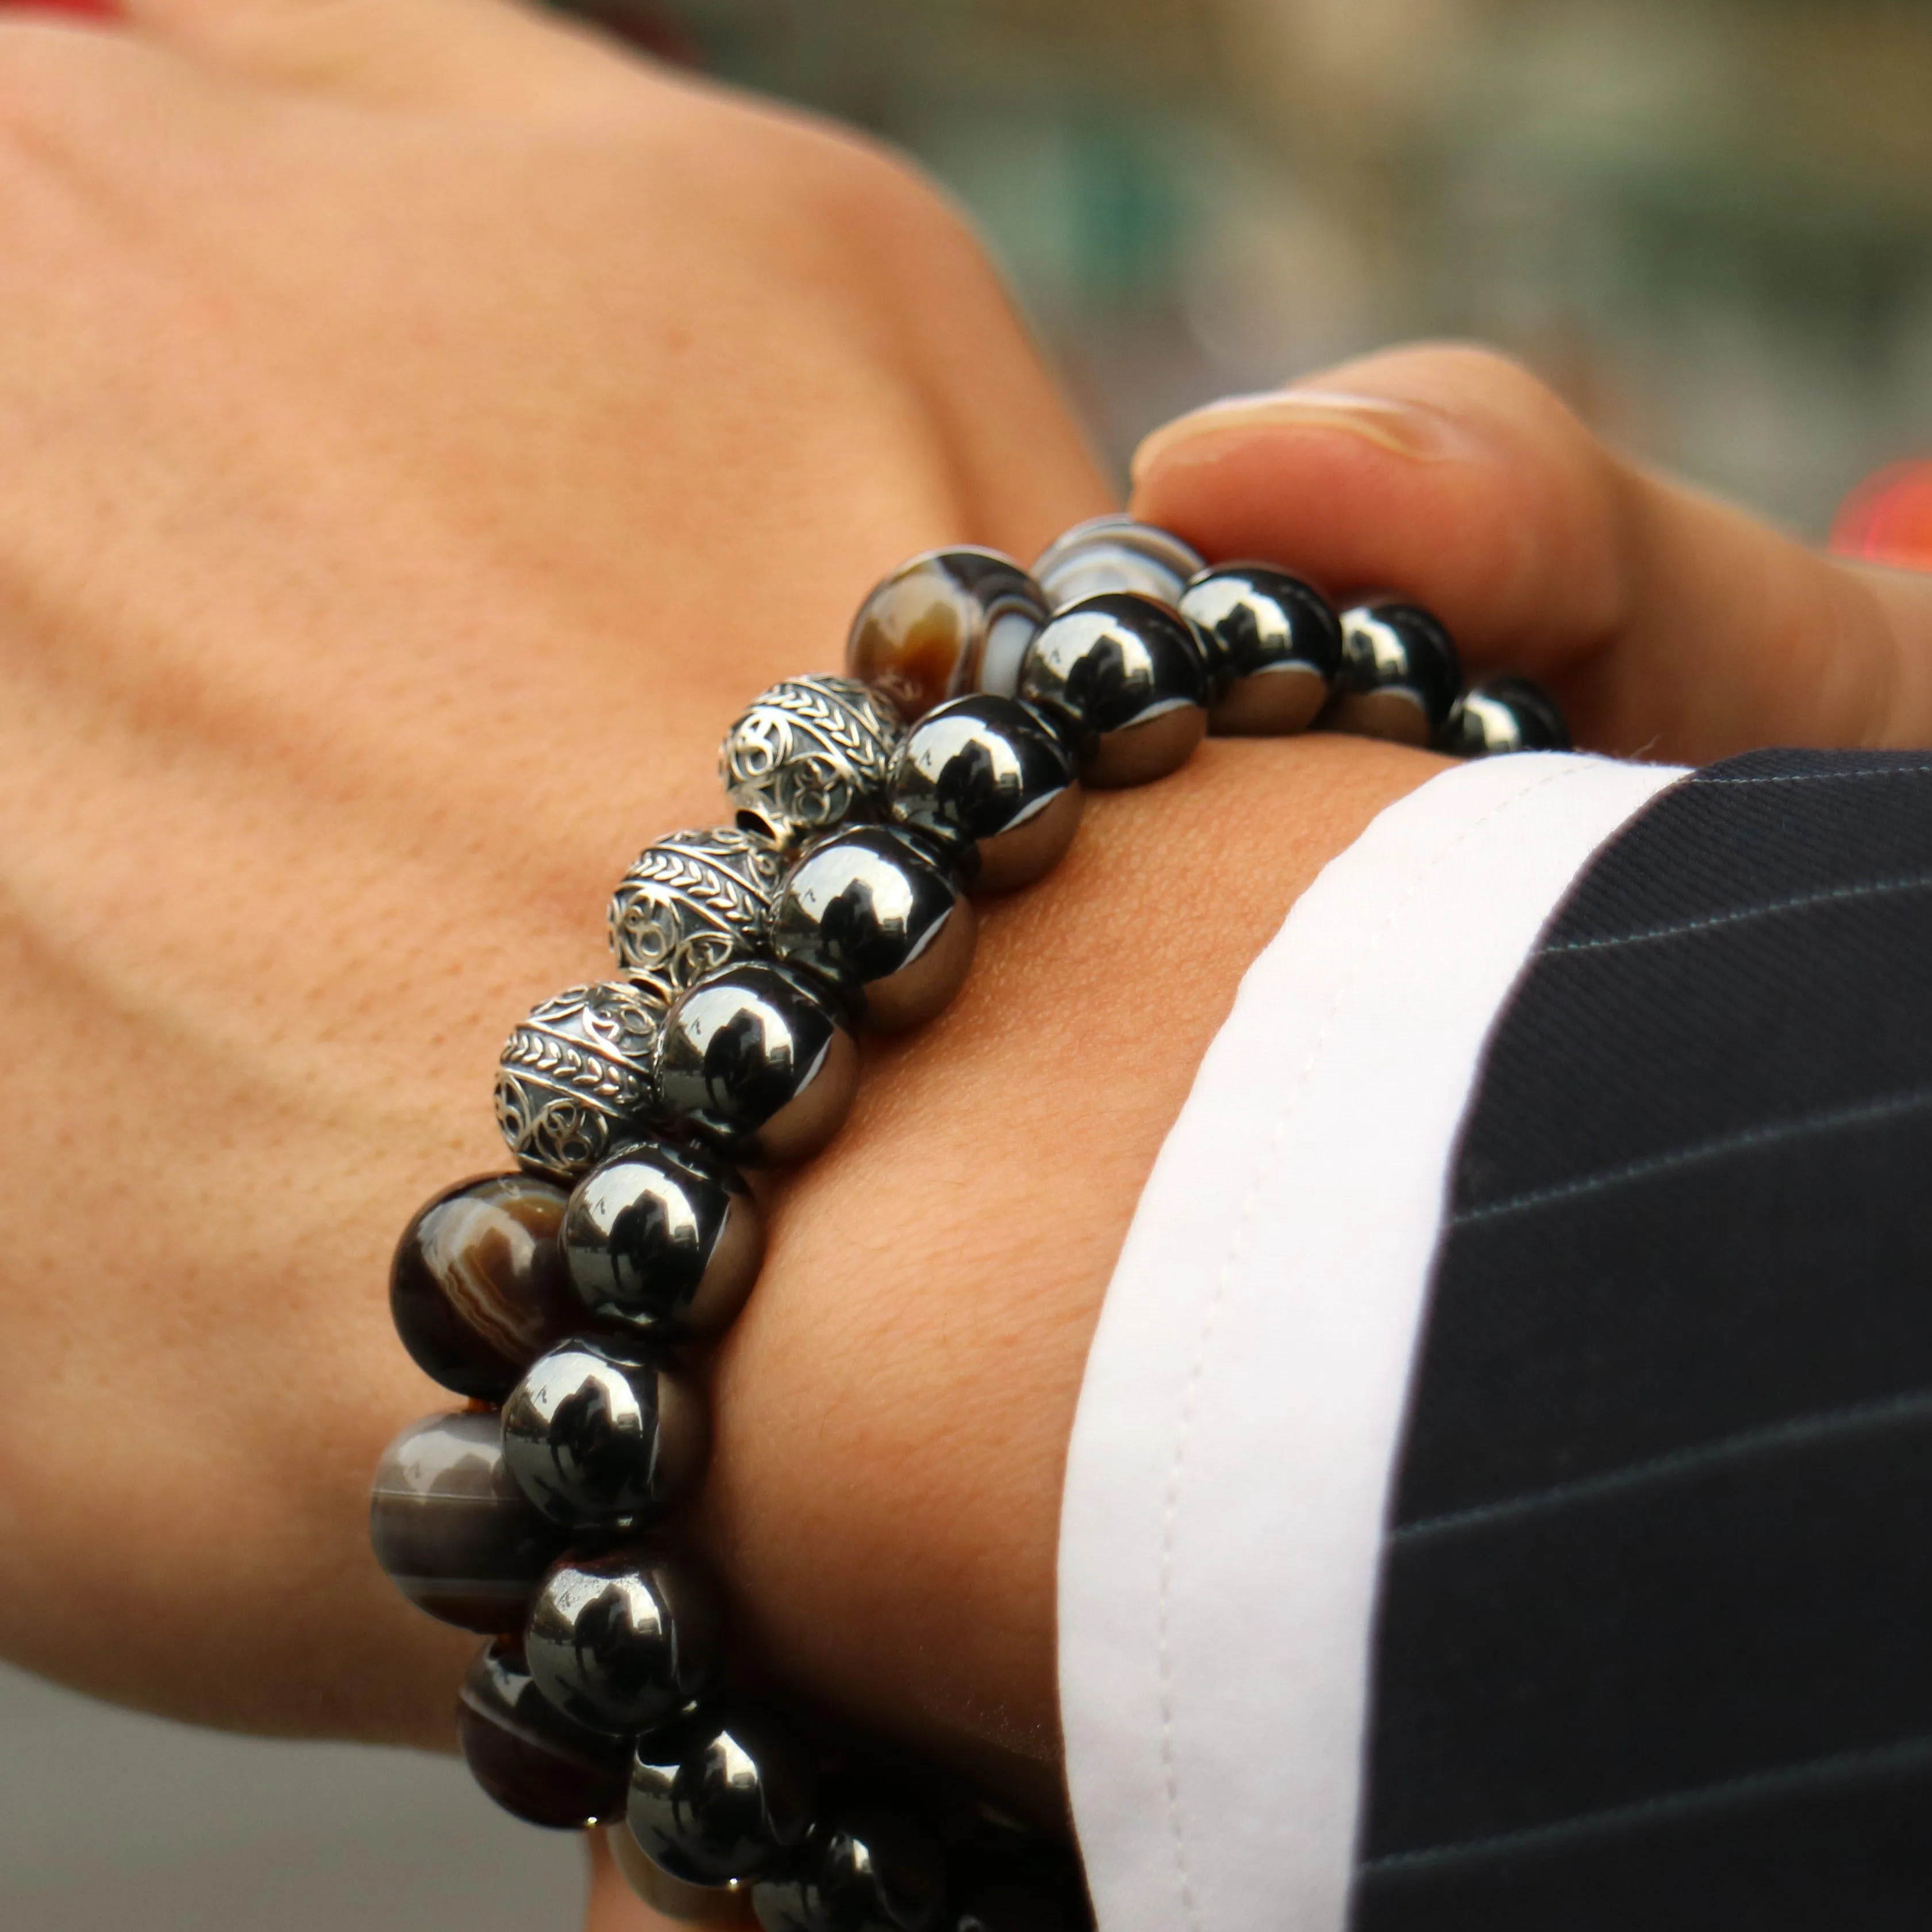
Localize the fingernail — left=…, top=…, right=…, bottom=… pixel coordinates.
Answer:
left=1132, top=388, right=1472, bottom=483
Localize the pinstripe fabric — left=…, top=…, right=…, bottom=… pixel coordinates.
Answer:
left=1352, top=749, right=1932, bottom=1931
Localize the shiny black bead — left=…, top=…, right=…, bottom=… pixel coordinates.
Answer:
left=752, top=1793, right=948, bottom=1932
left=1329, top=601, right=1462, bottom=744
left=657, top=961, right=860, bottom=1167
left=1032, top=516, right=1203, bottom=613
left=525, top=1548, right=717, bottom=1733
left=1177, top=565, right=1342, bottom=737
left=1437, top=674, right=1572, bottom=757
left=608, top=1824, right=756, bottom=1922
left=502, top=1337, right=708, bottom=1530
left=369, top=1411, right=563, bottom=1634
left=388, top=1173, right=580, bottom=1402
left=458, top=1638, right=633, bottom=1830
left=563, top=1139, right=764, bottom=1342
left=847, top=549, right=1048, bottom=719
left=769, top=826, right=976, bottom=1032
left=628, top=1706, right=816, bottom=1885
left=1017, top=593, right=1208, bottom=787
left=887, top=695, right=1082, bottom=894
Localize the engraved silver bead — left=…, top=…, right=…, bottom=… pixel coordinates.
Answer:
left=657, top=961, right=860, bottom=1167
left=1329, top=601, right=1462, bottom=745
left=1178, top=565, right=1342, bottom=737
left=609, top=828, right=785, bottom=1003
left=1017, top=592, right=1209, bottom=787
left=768, top=826, right=976, bottom=1032
left=502, top=1336, right=709, bottom=1530
left=1032, top=515, right=1203, bottom=613
left=719, top=676, right=905, bottom=846
left=525, top=1548, right=717, bottom=1734
left=846, top=548, right=1048, bottom=719
left=888, top=695, right=1082, bottom=894
left=495, top=981, right=664, bottom=1180
left=1437, top=675, right=1571, bottom=757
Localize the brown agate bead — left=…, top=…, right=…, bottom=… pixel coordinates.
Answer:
left=459, top=1639, right=633, bottom=1830
left=846, top=549, right=1048, bottom=721
left=390, top=1173, right=580, bottom=1402
left=369, top=1411, right=563, bottom=1634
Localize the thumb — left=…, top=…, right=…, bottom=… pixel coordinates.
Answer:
left=116, top=0, right=626, bottom=107
left=1130, top=344, right=1932, bottom=764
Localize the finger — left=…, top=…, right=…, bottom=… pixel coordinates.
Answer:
left=1130, top=344, right=1932, bottom=763
left=114, top=0, right=626, bottom=106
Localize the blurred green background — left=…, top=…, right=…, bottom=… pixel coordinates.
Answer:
left=564, top=0, right=1932, bottom=538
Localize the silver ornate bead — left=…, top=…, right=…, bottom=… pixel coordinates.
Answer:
left=1032, top=514, right=1204, bottom=613
left=495, top=981, right=663, bottom=1179
left=846, top=548, right=1049, bottom=719
left=608, top=827, right=785, bottom=1003
left=1178, top=565, right=1343, bottom=737
left=889, top=695, right=1082, bottom=894
left=719, top=676, right=905, bottom=846
left=657, top=961, right=860, bottom=1167
left=1438, top=675, right=1571, bottom=757
left=1330, top=601, right=1462, bottom=745
left=769, top=826, right=976, bottom=1032
left=1017, top=592, right=1209, bottom=787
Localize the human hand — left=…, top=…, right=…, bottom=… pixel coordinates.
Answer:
left=1132, top=345, right=1932, bottom=765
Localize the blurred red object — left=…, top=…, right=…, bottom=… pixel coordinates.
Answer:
left=1831, top=461, right=1932, bottom=570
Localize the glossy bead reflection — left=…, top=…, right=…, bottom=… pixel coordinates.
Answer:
left=1018, top=593, right=1208, bottom=787
left=887, top=696, right=1082, bottom=894
left=1031, top=516, right=1203, bottom=613
left=769, top=828, right=976, bottom=1032
left=1329, top=601, right=1461, bottom=745
left=657, top=962, right=860, bottom=1167
left=1437, top=675, right=1572, bottom=757
left=369, top=1411, right=561, bottom=1634
left=752, top=1795, right=947, bottom=1932
left=628, top=1707, right=816, bottom=1885
left=609, top=1825, right=756, bottom=1924
left=389, top=1173, right=579, bottom=1402
left=1177, top=565, right=1342, bottom=736
left=563, top=1140, right=764, bottom=1341
left=502, top=1337, right=708, bottom=1530
left=525, top=1549, right=717, bottom=1733
left=459, top=1639, right=633, bottom=1830
left=846, top=549, right=1048, bottom=719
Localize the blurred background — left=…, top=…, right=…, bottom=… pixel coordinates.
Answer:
left=5, top=1, right=1932, bottom=1927
left=570, top=0, right=1932, bottom=559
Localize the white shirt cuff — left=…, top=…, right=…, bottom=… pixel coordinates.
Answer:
left=1057, top=751, right=1687, bottom=1932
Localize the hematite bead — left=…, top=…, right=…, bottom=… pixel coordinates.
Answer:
left=495, top=981, right=663, bottom=1179
left=768, top=827, right=975, bottom=1033
left=752, top=1794, right=947, bottom=1932
left=525, top=1549, right=717, bottom=1733
left=1031, top=515, right=1203, bottom=613
left=502, top=1337, right=708, bottom=1530
left=846, top=550, right=1048, bottom=720
left=459, top=1638, right=633, bottom=1830
left=1177, top=565, right=1343, bottom=736
left=720, top=676, right=905, bottom=847
left=564, top=1140, right=764, bottom=1341
left=389, top=1173, right=578, bottom=1402
left=657, top=961, right=859, bottom=1167
left=370, top=1411, right=562, bottom=1634
left=609, top=1825, right=755, bottom=1923
left=1329, top=601, right=1462, bottom=745
left=628, top=1707, right=816, bottom=1885
left=1437, top=675, right=1572, bottom=757
left=609, top=829, right=786, bottom=1005
left=1017, top=593, right=1208, bottom=787
left=887, top=696, right=1081, bottom=894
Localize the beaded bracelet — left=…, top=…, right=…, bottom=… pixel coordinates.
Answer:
left=368, top=515, right=1567, bottom=1930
